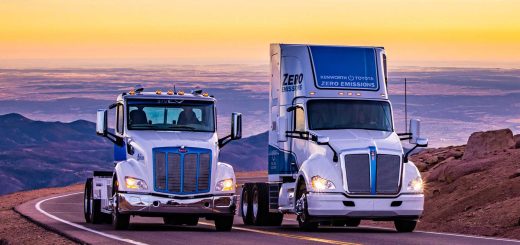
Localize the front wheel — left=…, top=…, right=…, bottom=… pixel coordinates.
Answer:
left=295, top=182, right=318, bottom=231
left=112, top=176, right=130, bottom=230
left=214, top=216, right=234, bottom=231
left=394, top=220, right=417, bottom=232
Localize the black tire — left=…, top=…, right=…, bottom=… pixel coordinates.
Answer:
left=214, top=215, right=234, bottom=231
left=84, top=178, right=93, bottom=223
left=163, top=216, right=199, bottom=226
left=394, top=220, right=417, bottom=232
left=345, top=219, right=361, bottom=227
left=241, top=183, right=254, bottom=225
left=296, top=181, right=318, bottom=231
left=252, top=183, right=270, bottom=226
left=112, top=176, right=130, bottom=230
left=267, top=212, right=284, bottom=226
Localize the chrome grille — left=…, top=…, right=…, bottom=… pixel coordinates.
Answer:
left=344, top=153, right=401, bottom=195
left=154, top=148, right=211, bottom=194
left=376, top=154, right=401, bottom=194
left=344, top=154, right=371, bottom=193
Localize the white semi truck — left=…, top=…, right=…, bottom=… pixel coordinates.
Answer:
left=84, top=87, right=242, bottom=231
left=240, top=44, right=428, bottom=232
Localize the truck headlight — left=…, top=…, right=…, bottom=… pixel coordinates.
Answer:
left=216, top=178, right=234, bottom=191
left=125, top=176, right=148, bottom=190
left=407, top=176, right=423, bottom=193
left=311, top=176, right=336, bottom=191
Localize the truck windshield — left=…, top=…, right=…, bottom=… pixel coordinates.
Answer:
left=307, top=99, right=393, bottom=132
left=126, top=99, right=215, bottom=132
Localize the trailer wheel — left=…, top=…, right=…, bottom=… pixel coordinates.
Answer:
left=112, top=176, right=130, bottom=230
left=394, top=220, right=417, bottom=232
left=240, top=183, right=254, bottom=225
left=295, top=181, right=318, bottom=231
left=84, top=178, right=103, bottom=224
left=214, top=215, right=234, bottom=231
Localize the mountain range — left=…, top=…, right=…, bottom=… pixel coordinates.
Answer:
left=0, top=113, right=266, bottom=195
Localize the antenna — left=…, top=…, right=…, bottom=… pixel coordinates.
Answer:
left=404, top=78, right=408, bottom=132
left=173, top=85, right=177, bottom=94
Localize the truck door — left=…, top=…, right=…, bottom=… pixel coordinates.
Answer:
left=289, top=103, right=308, bottom=169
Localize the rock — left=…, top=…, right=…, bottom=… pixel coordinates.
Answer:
left=462, top=129, right=515, bottom=160
left=415, top=161, right=428, bottom=172
left=514, top=134, right=520, bottom=149
left=509, top=169, right=520, bottom=179
left=425, top=155, right=439, bottom=165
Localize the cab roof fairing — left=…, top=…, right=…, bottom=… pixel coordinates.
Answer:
left=116, top=92, right=217, bottom=103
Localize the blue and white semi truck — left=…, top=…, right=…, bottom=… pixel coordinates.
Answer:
left=240, top=44, right=428, bottom=232
left=84, top=88, right=242, bottom=231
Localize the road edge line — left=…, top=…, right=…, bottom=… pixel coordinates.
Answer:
left=29, top=192, right=148, bottom=245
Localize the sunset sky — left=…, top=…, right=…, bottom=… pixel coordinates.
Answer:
left=1, top=0, right=519, bottom=67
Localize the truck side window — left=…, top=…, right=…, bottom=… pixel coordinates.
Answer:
left=116, top=104, right=124, bottom=134
left=294, top=107, right=305, bottom=132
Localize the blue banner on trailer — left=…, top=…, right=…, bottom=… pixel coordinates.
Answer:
left=309, top=46, right=379, bottom=91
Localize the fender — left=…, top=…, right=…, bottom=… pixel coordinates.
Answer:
left=215, top=162, right=236, bottom=193
left=297, top=153, right=343, bottom=193
left=400, top=160, right=422, bottom=193
left=114, top=158, right=149, bottom=193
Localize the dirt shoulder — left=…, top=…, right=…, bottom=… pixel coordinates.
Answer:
left=0, top=184, right=82, bottom=245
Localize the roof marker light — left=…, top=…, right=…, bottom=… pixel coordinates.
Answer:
left=356, top=92, right=362, bottom=96
left=156, top=89, right=162, bottom=95
left=338, top=92, right=344, bottom=96
left=202, top=92, right=209, bottom=97
left=178, top=90, right=185, bottom=95
left=129, top=90, right=136, bottom=95
left=167, top=90, right=174, bottom=95
left=381, top=93, right=386, bottom=97
left=347, top=92, right=353, bottom=96
left=309, top=92, right=316, bottom=96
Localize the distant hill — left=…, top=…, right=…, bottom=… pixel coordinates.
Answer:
left=0, top=113, right=267, bottom=195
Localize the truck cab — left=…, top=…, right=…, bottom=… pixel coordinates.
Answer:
left=83, top=87, right=242, bottom=231
left=241, top=44, right=428, bottom=232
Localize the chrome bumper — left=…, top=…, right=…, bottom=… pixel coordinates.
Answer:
left=117, top=192, right=237, bottom=216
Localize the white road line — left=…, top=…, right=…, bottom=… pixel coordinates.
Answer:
left=35, top=192, right=148, bottom=245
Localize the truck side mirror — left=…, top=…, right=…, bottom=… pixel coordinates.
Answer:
left=96, top=109, right=108, bottom=136
left=231, top=112, right=242, bottom=140
left=409, top=119, right=428, bottom=147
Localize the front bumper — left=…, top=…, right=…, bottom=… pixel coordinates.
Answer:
left=117, top=192, right=237, bottom=217
left=306, top=192, right=424, bottom=220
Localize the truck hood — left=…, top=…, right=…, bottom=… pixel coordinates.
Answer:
left=127, top=131, right=217, bottom=150
left=312, top=129, right=403, bottom=155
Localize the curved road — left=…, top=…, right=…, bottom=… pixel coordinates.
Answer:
left=16, top=177, right=520, bottom=245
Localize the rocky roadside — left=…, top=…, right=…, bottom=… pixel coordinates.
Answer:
left=0, top=184, right=82, bottom=245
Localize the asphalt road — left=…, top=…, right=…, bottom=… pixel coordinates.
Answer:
left=16, top=176, right=520, bottom=245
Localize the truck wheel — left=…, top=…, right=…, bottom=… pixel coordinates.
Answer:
left=394, top=220, right=417, bottom=232
left=84, top=178, right=93, bottom=223
left=345, top=219, right=361, bottom=227
left=267, top=212, right=284, bottom=226
left=112, top=176, right=130, bottom=230
left=296, top=181, right=318, bottom=231
left=84, top=178, right=103, bottom=224
left=252, top=183, right=270, bottom=225
left=240, top=183, right=254, bottom=225
left=214, top=215, right=234, bottom=231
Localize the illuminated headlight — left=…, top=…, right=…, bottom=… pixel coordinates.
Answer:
left=311, top=176, right=336, bottom=191
left=407, top=176, right=423, bottom=193
left=125, top=176, right=148, bottom=190
left=216, top=178, right=234, bottom=191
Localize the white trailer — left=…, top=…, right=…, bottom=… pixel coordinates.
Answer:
left=240, top=44, right=428, bottom=232
left=84, top=87, right=242, bottom=231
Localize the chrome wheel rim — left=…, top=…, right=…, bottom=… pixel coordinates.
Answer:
left=242, top=189, right=249, bottom=217
left=252, top=189, right=259, bottom=219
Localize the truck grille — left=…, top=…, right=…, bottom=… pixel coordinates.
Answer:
left=344, top=153, right=401, bottom=195
left=153, top=147, right=211, bottom=194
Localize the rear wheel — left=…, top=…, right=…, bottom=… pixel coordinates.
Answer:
left=394, top=220, right=417, bottom=232
left=345, top=219, right=361, bottom=227
left=112, top=176, right=130, bottom=230
left=241, top=184, right=254, bottom=225
left=296, top=181, right=318, bottom=231
left=214, top=215, right=234, bottom=231
left=84, top=178, right=103, bottom=224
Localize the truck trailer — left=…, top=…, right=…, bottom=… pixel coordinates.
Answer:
left=240, top=44, right=428, bottom=232
left=84, top=87, right=242, bottom=231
